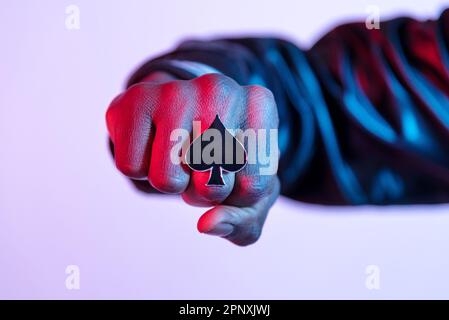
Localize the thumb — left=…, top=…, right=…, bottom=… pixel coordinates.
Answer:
left=197, top=177, right=280, bottom=246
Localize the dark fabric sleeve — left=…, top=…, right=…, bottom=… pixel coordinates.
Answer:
left=128, top=8, right=449, bottom=205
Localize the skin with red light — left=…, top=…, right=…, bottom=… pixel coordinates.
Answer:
left=106, top=72, right=279, bottom=246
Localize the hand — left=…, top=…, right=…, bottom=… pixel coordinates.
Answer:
left=106, top=73, right=280, bottom=246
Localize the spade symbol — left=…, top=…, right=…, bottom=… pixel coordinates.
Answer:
left=185, top=115, right=247, bottom=186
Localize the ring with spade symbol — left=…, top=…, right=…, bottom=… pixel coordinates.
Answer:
left=185, top=115, right=248, bottom=186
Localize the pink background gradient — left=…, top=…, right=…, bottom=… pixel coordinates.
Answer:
left=1, top=0, right=449, bottom=299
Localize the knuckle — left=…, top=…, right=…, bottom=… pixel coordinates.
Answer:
left=114, top=138, right=151, bottom=179
left=115, top=160, right=146, bottom=179
left=197, top=185, right=231, bottom=203
left=160, top=80, right=183, bottom=99
left=124, top=83, right=158, bottom=114
left=125, top=83, right=147, bottom=101
left=157, top=81, right=190, bottom=116
left=246, top=85, right=275, bottom=104
left=245, top=85, right=278, bottom=128
left=241, top=176, right=272, bottom=201
left=149, top=171, right=186, bottom=194
left=195, top=73, right=236, bottom=98
left=191, top=175, right=233, bottom=204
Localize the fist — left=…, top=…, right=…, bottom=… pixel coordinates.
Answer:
left=106, top=73, right=280, bottom=246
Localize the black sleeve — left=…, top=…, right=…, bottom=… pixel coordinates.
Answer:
left=128, top=9, right=449, bottom=205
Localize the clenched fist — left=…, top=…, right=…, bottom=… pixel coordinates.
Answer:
left=106, top=72, right=280, bottom=246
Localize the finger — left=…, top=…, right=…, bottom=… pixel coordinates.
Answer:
left=148, top=81, right=193, bottom=193
left=106, top=83, right=158, bottom=179
left=197, top=176, right=280, bottom=246
left=182, top=74, right=242, bottom=206
left=182, top=171, right=235, bottom=206
left=226, top=85, right=279, bottom=207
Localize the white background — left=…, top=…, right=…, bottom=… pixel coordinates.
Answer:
left=0, top=0, right=448, bottom=299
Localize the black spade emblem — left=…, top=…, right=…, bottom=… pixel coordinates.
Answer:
left=185, top=115, right=247, bottom=186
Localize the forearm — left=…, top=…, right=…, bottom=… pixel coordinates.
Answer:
left=126, top=8, right=449, bottom=205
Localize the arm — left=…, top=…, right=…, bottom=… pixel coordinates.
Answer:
left=106, top=9, right=449, bottom=246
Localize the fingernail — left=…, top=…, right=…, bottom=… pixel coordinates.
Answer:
left=202, top=223, right=234, bottom=237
